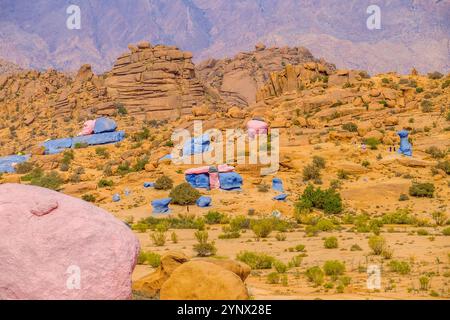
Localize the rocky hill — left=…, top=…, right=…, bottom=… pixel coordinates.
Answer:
left=0, top=0, right=448, bottom=74
left=196, top=43, right=335, bottom=107
left=0, top=58, right=22, bottom=75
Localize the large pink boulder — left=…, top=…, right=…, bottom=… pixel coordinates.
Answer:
left=0, top=183, right=140, bottom=300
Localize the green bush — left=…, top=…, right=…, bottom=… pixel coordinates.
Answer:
left=381, top=209, right=415, bottom=224
left=368, top=235, right=386, bottom=255
left=273, top=260, right=288, bottom=273
left=30, top=171, right=63, bottom=190
left=116, top=161, right=132, bottom=176
left=324, top=236, right=338, bottom=249
left=116, top=102, right=128, bottom=115
left=150, top=230, right=166, bottom=246
left=312, top=156, right=326, bottom=169
left=364, top=137, right=380, bottom=150
left=287, top=255, right=303, bottom=268
left=442, top=227, right=450, bottom=236
left=81, top=194, right=96, bottom=202
left=74, top=142, right=88, bottom=149
left=305, top=266, right=324, bottom=286
left=154, top=175, right=174, bottom=190
left=236, top=251, right=274, bottom=269
left=204, top=210, right=227, bottom=224
left=169, top=183, right=201, bottom=210
left=436, top=160, right=450, bottom=175
left=133, top=156, right=149, bottom=172
left=229, top=215, right=251, bottom=231
left=389, top=260, right=411, bottom=274
left=98, top=179, right=114, bottom=188
left=421, top=100, right=433, bottom=113
left=21, top=168, right=43, bottom=181
left=425, top=146, right=446, bottom=159
left=132, top=127, right=150, bottom=142
left=323, top=260, right=345, bottom=276
left=257, top=183, right=270, bottom=193
left=342, top=122, right=358, bottom=132
left=15, top=162, right=34, bottom=174
left=193, top=230, right=217, bottom=257
left=267, top=272, right=280, bottom=284
left=251, top=218, right=274, bottom=239
left=137, top=251, right=161, bottom=267
left=303, top=163, right=321, bottom=181
left=95, top=147, right=110, bottom=159
left=409, top=182, right=435, bottom=198
left=295, top=184, right=343, bottom=214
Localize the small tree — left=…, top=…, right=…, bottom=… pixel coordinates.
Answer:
left=169, top=182, right=201, bottom=212
left=193, top=230, right=217, bottom=257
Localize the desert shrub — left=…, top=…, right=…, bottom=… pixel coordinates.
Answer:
left=98, top=178, right=113, bottom=188
left=21, top=167, right=43, bottom=181
left=204, top=210, right=227, bottom=224
left=342, top=122, right=358, bottom=132
left=132, top=156, right=149, bottom=172
left=193, top=230, right=217, bottom=257
left=421, top=99, right=433, bottom=113
left=273, top=260, right=288, bottom=273
left=150, top=229, right=166, bottom=247
left=132, top=127, right=150, bottom=142
left=103, top=164, right=113, bottom=176
left=116, top=161, right=132, bottom=176
left=137, top=251, right=161, bottom=267
left=236, top=251, right=274, bottom=269
left=442, top=227, right=450, bottom=236
left=131, top=222, right=148, bottom=233
left=267, top=272, right=280, bottom=284
left=305, top=266, right=324, bottom=286
left=415, top=87, right=424, bottom=93
left=416, top=228, right=429, bottom=236
left=381, top=209, right=415, bottom=224
left=364, top=137, right=380, bottom=150
left=251, top=218, right=274, bottom=239
left=295, top=184, right=343, bottom=214
left=409, top=182, right=435, bottom=198
left=293, top=244, right=306, bottom=252
left=154, top=175, right=174, bottom=190
left=389, top=260, right=411, bottom=274
left=399, top=194, right=409, bottom=201
left=442, top=80, right=450, bottom=90
left=169, top=183, right=201, bottom=211
left=218, top=227, right=241, bottom=239
left=350, top=244, right=362, bottom=251
left=74, top=142, right=88, bottom=149
left=302, top=163, right=321, bottom=181
left=419, top=276, right=430, bottom=291
left=59, top=162, right=70, bottom=172
left=436, top=160, right=450, bottom=175
left=288, top=255, right=303, bottom=268
left=324, top=236, right=338, bottom=249
left=257, top=183, right=270, bottom=193
left=312, top=156, right=326, bottom=169
left=116, top=102, right=128, bottom=115
left=81, top=194, right=96, bottom=202
left=171, top=232, right=178, bottom=243
left=275, top=232, right=287, bottom=241
left=428, top=71, right=443, bottom=80
left=337, top=169, right=349, bottom=180
left=368, top=235, right=386, bottom=255
left=323, top=260, right=345, bottom=276
left=95, top=147, right=110, bottom=159
left=431, top=211, right=447, bottom=226
left=15, top=162, right=34, bottom=174
left=229, top=215, right=251, bottom=231
left=30, top=171, right=63, bottom=190
left=425, top=146, right=447, bottom=159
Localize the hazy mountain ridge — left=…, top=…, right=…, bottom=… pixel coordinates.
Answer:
left=0, top=0, right=448, bottom=74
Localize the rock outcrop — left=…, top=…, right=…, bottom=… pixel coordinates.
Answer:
left=159, top=260, right=249, bottom=300
left=196, top=45, right=335, bottom=107
left=105, top=42, right=206, bottom=120
left=0, top=183, right=140, bottom=300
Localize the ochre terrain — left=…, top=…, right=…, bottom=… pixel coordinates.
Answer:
left=0, top=42, right=449, bottom=300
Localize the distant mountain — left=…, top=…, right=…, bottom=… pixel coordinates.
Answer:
left=0, top=0, right=448, bottom=74
left=0, top=58, right=22, bottom=75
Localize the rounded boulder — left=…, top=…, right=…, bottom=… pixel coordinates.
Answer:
left=0, top=183, right=140, bottom=299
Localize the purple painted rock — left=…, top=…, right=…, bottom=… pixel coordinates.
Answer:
left=0, top=183, right=140, bottom=300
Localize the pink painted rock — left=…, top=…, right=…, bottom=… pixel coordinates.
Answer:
left=0, top=183, right=140, bottom=300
